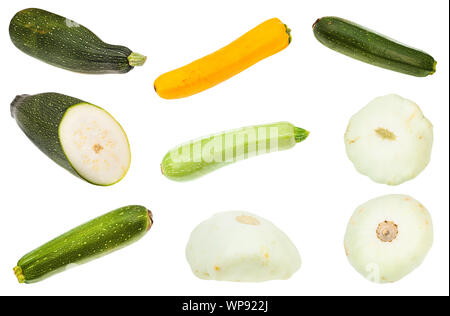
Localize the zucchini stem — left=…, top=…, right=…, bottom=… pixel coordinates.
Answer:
left=312, top=18, right=321, bottom=29
left=13, top=266, right=25, bottom=283
left=430, top=60, right=437, bottom=75
left=128, top=52, right=147, bottom=67
left=284, top=24, right=292, bottom=44
left=147, top=210, right=154, bottom=231
left=10, top=94, right=30, bottom=119
left=294, top=127, right=309, bottom=143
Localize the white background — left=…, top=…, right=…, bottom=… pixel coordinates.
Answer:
left=0, top=0, right=448, bottom=296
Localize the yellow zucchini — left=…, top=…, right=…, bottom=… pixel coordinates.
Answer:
left=154, top=18, right=291, bottom=99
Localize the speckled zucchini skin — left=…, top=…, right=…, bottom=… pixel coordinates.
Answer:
left=161, top=122, right=309, bottom=181
left=9, top=8, right=139, bottom=74
left=313, top=17, right=436, bottom=77
left=14, top=205, right=153, bottom=284
left=11, top=93, right=90, bottom=182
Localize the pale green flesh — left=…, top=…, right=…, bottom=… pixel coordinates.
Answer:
left=59, top=103, right=131, bottom=186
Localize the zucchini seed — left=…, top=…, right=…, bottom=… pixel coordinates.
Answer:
left=93, top=144, right=104, bottom=154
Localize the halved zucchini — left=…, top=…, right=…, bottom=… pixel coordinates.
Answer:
left=11, top=93, right=131, bottom=185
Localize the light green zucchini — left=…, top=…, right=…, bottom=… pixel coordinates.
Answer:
left=14, top=205, right=153, bottom=284
left=312, top=16, right=436, bottom=77
left=11, top=93, right=131, bottom=186
left=161, top=121, right=309, bottom=181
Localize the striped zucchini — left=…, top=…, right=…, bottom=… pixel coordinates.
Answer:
left=11, top=93, right=131, bottom=186
left=9, top=8, right=146, bottom=74
left=312, top=16, right=436, bottom=77
left=14, top=205, right=153, bottom=284
left=161, top=122, right=309, bottom=181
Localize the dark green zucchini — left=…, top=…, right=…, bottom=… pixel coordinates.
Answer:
left=312, top=17, right=436, bottom=77
left=11, top=93, right=131, bottom=186
left=9, top=8, right=146, bottom=74
left=14, top=205, right=153, bottom=284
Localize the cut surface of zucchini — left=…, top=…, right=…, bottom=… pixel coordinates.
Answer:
left=59, top=104, right=130, bottom=185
